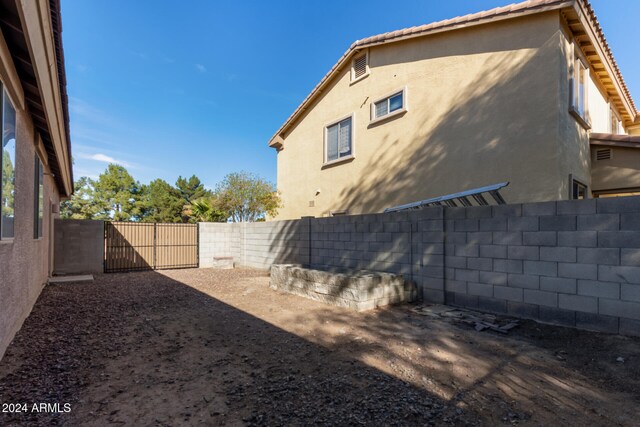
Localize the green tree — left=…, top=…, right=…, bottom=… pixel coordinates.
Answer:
left=215, top=171, right=281, bottom=222
left=93, top=164, right=144, bottom=221
left=175, top=175, right=210, bottom=204
left=190, top=197, right=228, bottom=222
left=60, top=177, right=100, bottom=219
left=2, top=149, right=14, bottom=218
left=140, top=179, right=185, bottom=223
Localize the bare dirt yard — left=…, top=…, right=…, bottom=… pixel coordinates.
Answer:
left=0, top=268, right=639, bottom=426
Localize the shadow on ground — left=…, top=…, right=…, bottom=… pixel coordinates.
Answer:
left=0, top=268, right=638, bottom=426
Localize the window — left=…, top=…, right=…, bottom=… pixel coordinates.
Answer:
left=325, top=116, right=353, bottom=164
left=571, top=178, right=588, bottom=200
left=1, top=85, right=16, bottom=239
left=569, top=47, right=590, bottom=128
left=371, top=88, right=407, bottom=122
left=351, top=52, right=368, bottom=82
left=34, top=155, right=44, bottom=239
left=610, top=108, right=622, bottom=134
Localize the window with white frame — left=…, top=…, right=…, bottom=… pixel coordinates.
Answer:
left=1, top=84, right=17, bottom=239
left=34, top=155, right=44, bottom=239
left=570, top=49, right=590, bottom=126
left=351, top=52, right=368, bottom=82
left=325, top=116, right=352, bottom=163
left=610, top=108, right=622, bottom=134
left=371, top=88, right=406, bottom=122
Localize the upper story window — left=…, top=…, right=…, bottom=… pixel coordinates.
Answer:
left=610, top=108, right=622, bottom=134
left=350, top=52, right=369, bottom=83
left=325, top=115, right=353, bottom=164
left=1, top=84, right=16, bottom=240
left=569, top=46, right=590, bottom=129
left=371, top=87, right=407, bottom=123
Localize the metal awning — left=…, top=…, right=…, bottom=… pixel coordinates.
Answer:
left=384, top=182, right=509, bottom=213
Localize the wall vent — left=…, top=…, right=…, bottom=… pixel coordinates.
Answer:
left=308, top=201, right=315, bottom=207
left=352, top=54, right=367, bottom=80
left=595, top=148, right=612, bottom=161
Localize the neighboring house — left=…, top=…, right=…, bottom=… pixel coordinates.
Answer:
left=0, top=0, right=73, bottom=359
left=269, top=0, right=640, bottom=220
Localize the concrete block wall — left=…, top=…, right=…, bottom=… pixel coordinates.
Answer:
left=199, top=196, right=640, bottom=335
left=307, top=208, right=445, bottom=303
left=53, top=219, right=104, bottom=274
left=199, top=223, right=242, bottom=268
left=442, top=198, right=640, bottom=335
left=199, top=219, right=310, bottom=270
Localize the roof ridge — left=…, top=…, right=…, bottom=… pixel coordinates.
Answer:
left=353, top=0, right=566, bottom=48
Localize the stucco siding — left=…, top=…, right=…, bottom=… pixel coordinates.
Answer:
left=0, top=105, right=60, bottom=360
left=276, top=13, right=567, bottom=220
left=557, top=26, right=592, bottom=198
left=588, top=75, right=613, bottom=134
left=591, top=146, right=640, bottom=192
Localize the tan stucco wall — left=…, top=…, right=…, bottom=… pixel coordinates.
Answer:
left=557, top=24, right=592, bottom=199
left=275, top=12, right=579, bottom=220
left=590, top=146, right=640, bottom=192
left=0, top=102, right=60, bottom=360
left=0, top=23, right=62, bottom=360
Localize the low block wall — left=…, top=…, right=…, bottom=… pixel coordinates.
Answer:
left=53, top=219, right=104, bottom=274
left=270, top=264, right=417, bottom=311
left=199, top=196, right=640, bottom=336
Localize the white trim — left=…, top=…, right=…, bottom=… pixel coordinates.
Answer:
left=323, top=113, right=355, bottom=166
left=322, top=155, right=355, bottom=168
left=350, top=50, right=369, bottom=84
left=569, top=42, right=590, bottom=129
left=370, top=86, right=408, bottom=124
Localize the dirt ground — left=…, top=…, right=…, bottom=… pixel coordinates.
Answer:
left=0, top=268, right=638, bottom=426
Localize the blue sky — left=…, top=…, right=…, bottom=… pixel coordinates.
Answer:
left=62, top=0, right=640, bottom=189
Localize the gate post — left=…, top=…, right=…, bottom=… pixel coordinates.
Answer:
left=153, top=223, right=157, bottom=270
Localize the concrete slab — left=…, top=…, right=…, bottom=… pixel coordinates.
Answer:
left=48, top=275, right=94, bottom=284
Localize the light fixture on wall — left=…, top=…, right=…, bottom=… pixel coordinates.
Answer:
left=315, top=188, right=321, bottom=196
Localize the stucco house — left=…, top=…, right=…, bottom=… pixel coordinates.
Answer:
left=269, top=0, right=640, bottom=220
left=0, top=0, right=73, bottom=358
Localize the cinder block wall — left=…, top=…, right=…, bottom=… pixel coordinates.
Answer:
left=443, top=197, right=640, bottom=335
left=199, top=196, right=640, bottom=335
left=199, top=223, right=242, bottom=268
left=53, top=219, right=104, bottom=274
left=199, top=219, right=310, bottom=270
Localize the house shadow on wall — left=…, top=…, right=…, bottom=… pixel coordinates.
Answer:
left=332, top=30, right=590, bottom=214
left=265, top=28, right=594, bottom=300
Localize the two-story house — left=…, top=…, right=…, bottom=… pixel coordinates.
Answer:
left=269, top=0, right=639, bottom=220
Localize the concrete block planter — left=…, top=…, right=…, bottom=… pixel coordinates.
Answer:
left=270, top=264, right=417, bottom=311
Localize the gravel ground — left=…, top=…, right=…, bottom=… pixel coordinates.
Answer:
left=0, top=268, right=638, bottom=426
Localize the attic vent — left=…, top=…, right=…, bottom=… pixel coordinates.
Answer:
left=352, top=54, right=368, bottom=81
left=595, top=148, right=612, bottom=161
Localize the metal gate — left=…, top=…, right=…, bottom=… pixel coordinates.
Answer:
left=104, top=222, right=199, bottom=273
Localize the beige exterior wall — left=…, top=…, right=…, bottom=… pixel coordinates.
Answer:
left=588, top=76, right=613, bottom=134
left=0, top=97, right=60, bottom=360
left=590, top=146, right=640, bottom=193
left=0, top=15, right=63, bottom=359
left=275, top=12, right=582, bottom=220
